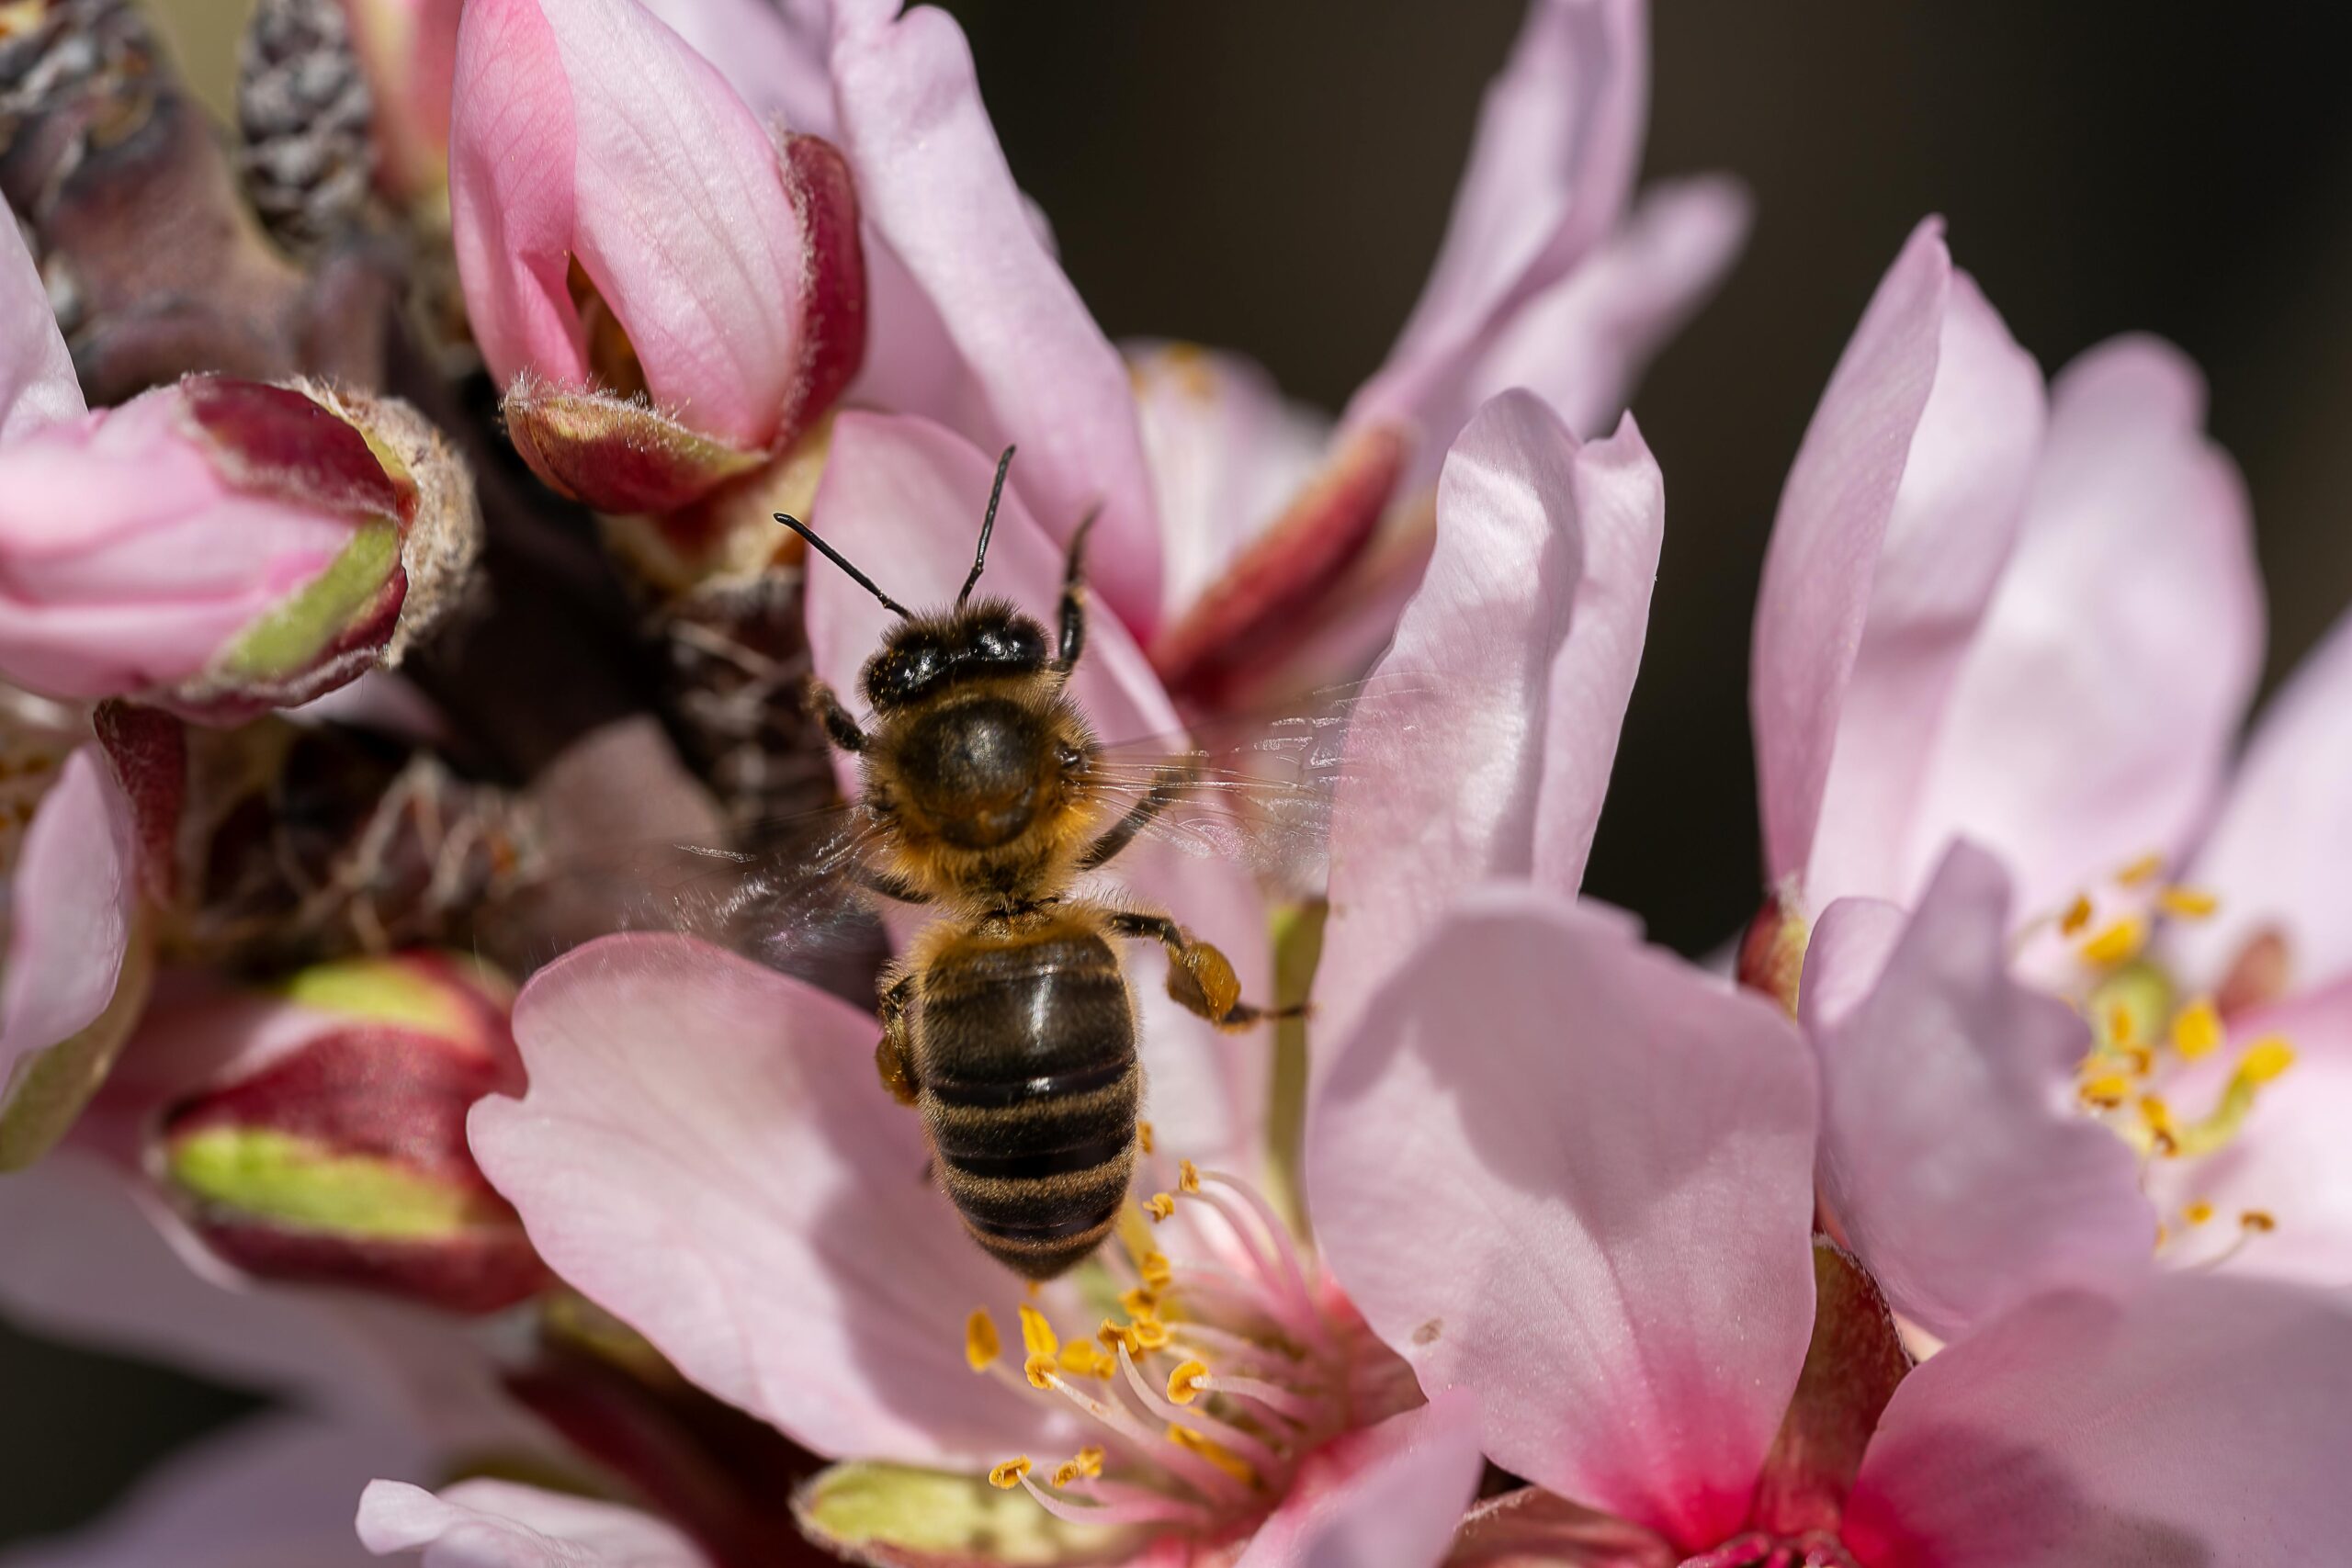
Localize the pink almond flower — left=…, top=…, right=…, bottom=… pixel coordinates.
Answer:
left=352, top=401, right=1646, bottom=1566
left=1747, top=217, right=2352, bottom=1323
left=450, top=0, right=867, bottom=513
left=1309, top=885, right=2352, bottom=1565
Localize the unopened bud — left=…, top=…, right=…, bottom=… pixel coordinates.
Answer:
left=154, top=953, right=547, bottom=1313
left=0, top=375, right=479, bottom=724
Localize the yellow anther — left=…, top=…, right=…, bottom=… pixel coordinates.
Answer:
left=1050, top=1459, right=1083, bottom=1487
left=2241, top=1210, right=2278, bottom=1233
left=1166, top=1425, right=1254, bottom=1485
left=965, top=1308, right=1001, bottom=1372
left=1023, top=1352, right=1058, bottom=1391
left=1141, top=1251, right=1173, bottom=1292
left=2079, top=1073, right=2132, bottom=1109
left=1166, top=1359, right=1209, bottom=1406
left=989, top=1457, right=1033, bottom=1489
left=2237, top=1037, right=2296, bottom=1085
left=1177, top=1159, right=1201, bottom=1194
left=2117, top=852, right=2165, bottom=887
left=2139, top=1095, right=2175, bottom=1136
left=1099, top=1317, right=1139, bottom=1356
left=2060, top=894, right=2096, bottom=937
left=1074, top=1445, right=1103, bottom=1479
left=2184, top=1200, right=2216, bottom=1226
left=1137, top=1121, right=1156, bottom=1155
left=2171, top=998, right=2222, bottom=1059
left=1018, top=1304, right=1057, bottom=1359
left=1131, top=1315, right=1172, bottom=1351
left=1058, top=1339, right=1113, bottom=1379
left=2105, top=1001, right=2138, bottom=1048
left=1118, top=1287, right=1159, bottom=1319
left=2157, top=886, right=2220, bottom=919
left=1145, top=1192, right=1175, bottom=1222
left=2081, top=917, right=2148, bottom=968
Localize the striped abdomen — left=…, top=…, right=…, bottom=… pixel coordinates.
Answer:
left=914, top=925, right=1138, bottom=1280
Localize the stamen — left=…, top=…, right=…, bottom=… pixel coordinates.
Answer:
left=1166, top=1425, right=1256, bottom=1486
left=2239, top=1037, right=2296, bottom=1084
left=2117, top=852, right=2165, bottom=886
left=2242, top=1209, right=2278, bottom=1233
left=2060, top=894, right=2095, bottom=937
left=1019, top=1304, right=1058, bottom=1358
left=2156, top=886, right=2219, bottom=919
left=1115, top=1346, right=1284, bottom=1470
left=1033, top=1368, right=1250, bottom=1504
left=966, top=1309, right=1001, bottom=1372
left=989, top=1457, right=1033, bottom=1489
left=1144, top=1192, right=1176, bottom=1222
left=2171, top=998, right=2222, bottom=1059
left=1059, top=1339, right=1116, bottom=1380
left=2168, top=1036, right=2296, bottom=1157
left=1015, top=1471, right=1210, bottom=1529
left=1178, top=1159, right=1202, bottom=1194
left=1166, top=1359, right=1209, bottom=1405
left=1023, top=1354, right=1058, bottom=1391
left=2081, top=917, right=2148, bottom=968
left=1118, top=1287, right=1159, bottom=1320
left=1193, top=1371, right=1322, bottom=1422
left=1137, top=1121, right=1156, bottom=1156
left=2183, top=1200, right=2215, bottom=1226
left=2080, top=1074, right=2132, bottom=1110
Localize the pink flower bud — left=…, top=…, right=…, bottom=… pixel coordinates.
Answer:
left=0, top=376, right=479, bottom=724
left=153, top=953, right=548, bottom=1314
left=450, top=0, right=865, bottom=513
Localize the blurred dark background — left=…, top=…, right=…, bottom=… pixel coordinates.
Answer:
left=8, top=0, right=2352, bottom=1549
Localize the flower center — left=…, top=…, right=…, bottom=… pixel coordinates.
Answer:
left=963, top=1128, right=1391, bottom=1536
left=1686, top=1531, right=1861, bottom=1568
left=2029, top=854, right=2296, bottom=1269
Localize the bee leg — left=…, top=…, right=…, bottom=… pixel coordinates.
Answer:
left=852, top=866, right=932, bottom=906
left=808, top=678, right=867, bottom=754
left=876, top=974, right=918, bottom=1105
left=1105, top=910, right=1308, bottom=1032
left=1051, top=508, right=1102, bottom=674
left=1077, top=761, right=1194, bottom=871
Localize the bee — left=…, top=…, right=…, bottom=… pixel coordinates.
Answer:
left=774, top=448, right=1303, bottom=1280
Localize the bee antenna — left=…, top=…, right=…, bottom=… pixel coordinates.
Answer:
left=956, top=445, right=1017, bottom=609
left=773, top=512, right=911, bottom=618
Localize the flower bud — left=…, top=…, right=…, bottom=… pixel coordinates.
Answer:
left=153, top=953, right=548, bottom=1314
left=451, top=0, right=865, bottom=513
left=0, top=375, right=480, bottom=724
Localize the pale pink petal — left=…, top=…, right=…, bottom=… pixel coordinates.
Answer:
left=447, top=0, right=586, bottom=393
left=0, top=217, right=83, bottom=443
left=1804, top=844, right=2154, bottom=1340
left=1446, top=175, right=1749, bottom=447
left=471, top=933, right=1076, bottom=1465
left=830, top=7, right=1160, bottom=631
left=552, top=0, right=812, bottom=449
left=2177, top=604, right=2352, bottom=997
left=2140, top=978, right=2352, bottom=1289
left=639, top=0, right=836, bottom=135
left=1750, top=219, right=2045, bottom=908
left=1125, top=340, right=1329, bottom=627
left=1845, top=1274, right=2352, bottom=1564
left=0, top=1151, right=532, bottom=1451
left=357, top=1480, right=706, bottom=1567
left=0, top=749, right=136, bottom=1099
left=1350, top=0, right=1645, bottom=437
left=1908, top=335, right=2262, bottom=918
left=1317, top=392, right=1661, bottom=1056
left=802, top=412, right=1267, bottom=1168
left=1232, top=1395, right=1485, bottom=1568
left=1307, top=887, right=1817, bottom=1553
left=0, top=1415, right=424, bottom=1568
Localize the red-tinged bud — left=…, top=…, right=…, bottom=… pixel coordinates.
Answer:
left=153, top=953, right=548, bottom=1314
left=0, top=376, right=479, bottom=725
left=451, top=0, right=866, bottom=513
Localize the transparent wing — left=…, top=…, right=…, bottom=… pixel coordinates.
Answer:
left=470, top=800, right=894, bottom=987
left=1082, top=676, right=1421, bottom=899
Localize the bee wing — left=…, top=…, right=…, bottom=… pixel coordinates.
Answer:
left=472, top=802, right=892, bottom=985
left=1085, top=676, right=1422, bottom=898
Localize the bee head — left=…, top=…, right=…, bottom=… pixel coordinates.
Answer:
left=860, top=603, right=1050, bottom=712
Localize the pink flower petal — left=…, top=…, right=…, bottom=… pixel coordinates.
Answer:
left=829, top=6, right=1161, bottom=632
left=1750, top=219, right=2045, bottom=908
left=1844, top=1274, right=2352, bottom=1564
left=0, top=1151, right=532, bottom=1452
left=0, top=217, right=83, bottom=443
left=802, top=412, right=1267, bottom=1168
left=1908, top=335, right=2262, bottom=919
left=2176, top=604, right=2352, bottom=998
left=1, top=749, right=136, bottom=1100
left=1232, top=1394, right=1485, bottom=1568
left=639, top=0, right=836, bottom=136
left=1316, top=392, right=1661, bottom=1056
left=0, top=1414, right=427, bottom=1568
left=1307, top=886, right=1817, bottom=1553
left=1804, top=844, right=2154, bottom=1341
left=356, top=1479, right=707, bottom=1567
left=471, top=933, right=1076, bottom=1465
left=2140, top=978, right=2352, bottom=1289
left=1350, top=0, right=1645, bottom=440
